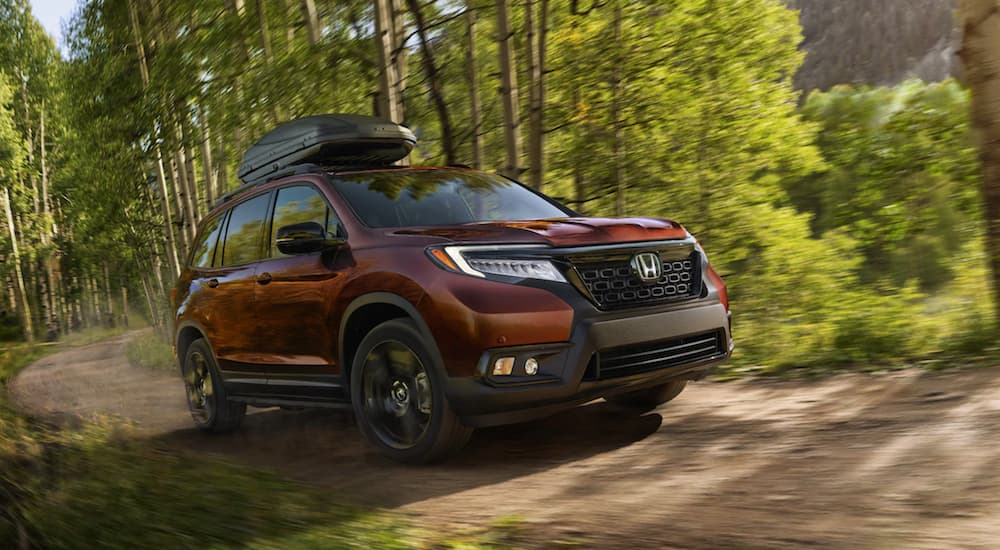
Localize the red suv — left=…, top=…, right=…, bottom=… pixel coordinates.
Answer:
left=172, top=115, right=732, bottom=463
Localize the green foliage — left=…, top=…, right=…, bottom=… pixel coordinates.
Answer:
left=791, top=80, right=982, bottom=291
left=0, top=75, right=21, bottom=176
left=125, top=332, right=175, bottom=371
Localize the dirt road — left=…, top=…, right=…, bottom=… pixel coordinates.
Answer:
left=9, top=332, right=1000, bottom=548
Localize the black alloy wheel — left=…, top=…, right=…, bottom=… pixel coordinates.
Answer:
left=360, top=340, right=434, bottom=449
left=351, top=319, right=472, bottom=463
left=181, top=338, right=246, bottom=432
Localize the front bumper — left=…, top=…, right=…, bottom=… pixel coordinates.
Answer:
left=445, top=300, right=732, bottom=427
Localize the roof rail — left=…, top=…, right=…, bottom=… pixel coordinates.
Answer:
left=214, top=163, right=324, bottom=208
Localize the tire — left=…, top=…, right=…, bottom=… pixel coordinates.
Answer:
left=605, top=380, right=688, bottom=412
left=350, top=319, right=472, bottom=464
left=181, top=338, right=246, bottom=433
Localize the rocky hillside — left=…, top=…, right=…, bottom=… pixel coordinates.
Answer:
left=791, top=0, right=959, bottom=91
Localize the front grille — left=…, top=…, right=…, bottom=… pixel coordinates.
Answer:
left=590, top=330, right=725, bottom=381
left=573, top=252, right=702, bottom=310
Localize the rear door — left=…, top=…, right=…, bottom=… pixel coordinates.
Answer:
left=253, top=183, right=350, bottom=401
left=182, top=209, right=228, bottom=345
left=209, top=191, right=272, bottom=380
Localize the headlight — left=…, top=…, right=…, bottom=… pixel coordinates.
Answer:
left=427, top=245, right=567, bottom=283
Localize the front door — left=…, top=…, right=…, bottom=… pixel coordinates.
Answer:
left=253, top=183, right=349, bottom=401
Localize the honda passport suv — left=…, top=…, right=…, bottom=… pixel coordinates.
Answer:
left=172, top=115, right=732, bottom=463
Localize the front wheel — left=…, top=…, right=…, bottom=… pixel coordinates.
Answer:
left=605, top=380, right=688, bottom=412
left=350, top=319, right=472, bottom=464
left=182, top=338, right=246, bottom=432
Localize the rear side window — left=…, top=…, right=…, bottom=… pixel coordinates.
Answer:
left=269, top=185, right=340, bottom=257
left=221, top=193, right=270, bottom=266
left=190, top=213, right=226, bottom=268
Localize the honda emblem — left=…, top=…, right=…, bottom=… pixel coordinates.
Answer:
left=631, top=252, right=662, bottom=283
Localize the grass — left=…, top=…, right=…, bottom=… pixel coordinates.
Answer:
left=125, top=331, right=176, bottom=371
left=1, top=330, right=522, bottom=549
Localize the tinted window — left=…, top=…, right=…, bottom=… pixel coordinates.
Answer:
left=270, top=185, right=339, bottom=257
left=332, top=170, right=570, bottom=228
left=221, top=193, right=270, bottom=266
left=191, top=213, right=225, bottom=268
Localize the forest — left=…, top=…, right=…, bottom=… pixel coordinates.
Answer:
left=0, top=0, right=996, bottom=371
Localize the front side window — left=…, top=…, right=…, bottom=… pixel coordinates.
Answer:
left=331, top=169, right=571, bottom=228
left=221, top=193, right=270, bottom=266
left=190, top=213, right=226, bottom=268
left=269, top=185, right=340, bottom=257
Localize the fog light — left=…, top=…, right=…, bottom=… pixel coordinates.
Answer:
left=493, top=357, right=515, bottom=376
left=524, top=357, right=539, bottom=375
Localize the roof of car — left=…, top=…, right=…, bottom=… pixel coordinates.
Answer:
left=212, top=164, right=476, bottom=212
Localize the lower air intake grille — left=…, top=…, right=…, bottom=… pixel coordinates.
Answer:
left=591, top=330, right=724, bottom=380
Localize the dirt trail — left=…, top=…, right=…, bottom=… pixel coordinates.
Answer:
left=9, top=332, right=1000, bottom=548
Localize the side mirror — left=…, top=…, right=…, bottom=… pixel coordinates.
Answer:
left=275, top=221, right=345, bottom=255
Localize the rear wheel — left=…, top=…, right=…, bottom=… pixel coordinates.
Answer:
left=350, top=319, right=472, bottom=464
left=182, top=338, right=246, bottom=432
left=605, top=380, right=688, bottom=412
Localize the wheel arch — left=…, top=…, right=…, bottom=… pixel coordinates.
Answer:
left=174, top=320, right=213, bottom=370
left=338, top=292, right=443, bottom=387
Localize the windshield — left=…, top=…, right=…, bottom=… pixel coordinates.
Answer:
left=331, top=169, right=572, bottom=228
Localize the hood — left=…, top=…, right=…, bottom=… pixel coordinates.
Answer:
left=389, top=217, right=689, bottom=247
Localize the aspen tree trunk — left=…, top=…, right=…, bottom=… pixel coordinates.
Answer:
left=103, top=262, right=114, bottom=323
left=121, top=286, right=129, bottom=328
left=58, top=274, right=69, bottom=335
left=172, top=125, right=198, bottom=240
left=139, top=273, right=158, bottom=334
left=611, top=0, right=625, bottom=216
left=524, top=0, right=549, bottom=190
left=198, top=105, right=217, bottom=210
left=180, top=118, right=202, bottom=223
left=391, top=0, right=408, bottom=115
left=51, top=197, right=67, bottom=336
left=958, top=0, right=1000, bottom=320
left=150, top=247, right=166, bottom=297
left=256, top=0, right=274, bottom=61
left=39, top=102, right=59, bottom=338
left=156, top=150, right=181, bottom=278
left=405, top=0, right=457, bottom=164
left=375, top=0, right=405, bottom=123
left=39, top=103, right=50, bottom=241
left=281, top=0, right=297, bottom=47
left=89, top=276, right=101, bottom=326
left=301, top=0, right=322, bottom=46
left=574, top=89, right=585, bottom=211
left=2, top=188, right=33, bottom=342
left=128, top=0, right=181, bottom=278
left=253, top=0, right=281, bottom=123
left=20, top=75, right=39, bottom=216
left=166, top=155, right=190, bottom=255
left=496, top=0, right=523, bottom=179
left=227, top=0, right=253, bottom=154
left=215, top=132, right=231, bottom=195
left=5, top=276, right=15, bottom=313
left=71, top=276, right=82, bottom=329
left=465, top=6, right=483, bottom=169
left=36, top=259, right=54, bottom=340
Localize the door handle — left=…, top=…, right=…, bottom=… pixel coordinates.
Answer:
left=206, top=278, right=219, bottom=288
left=256, top=272, right=272, bottom=285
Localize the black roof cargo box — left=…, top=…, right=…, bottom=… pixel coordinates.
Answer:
left=237, top=114, right=416, bottom=184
